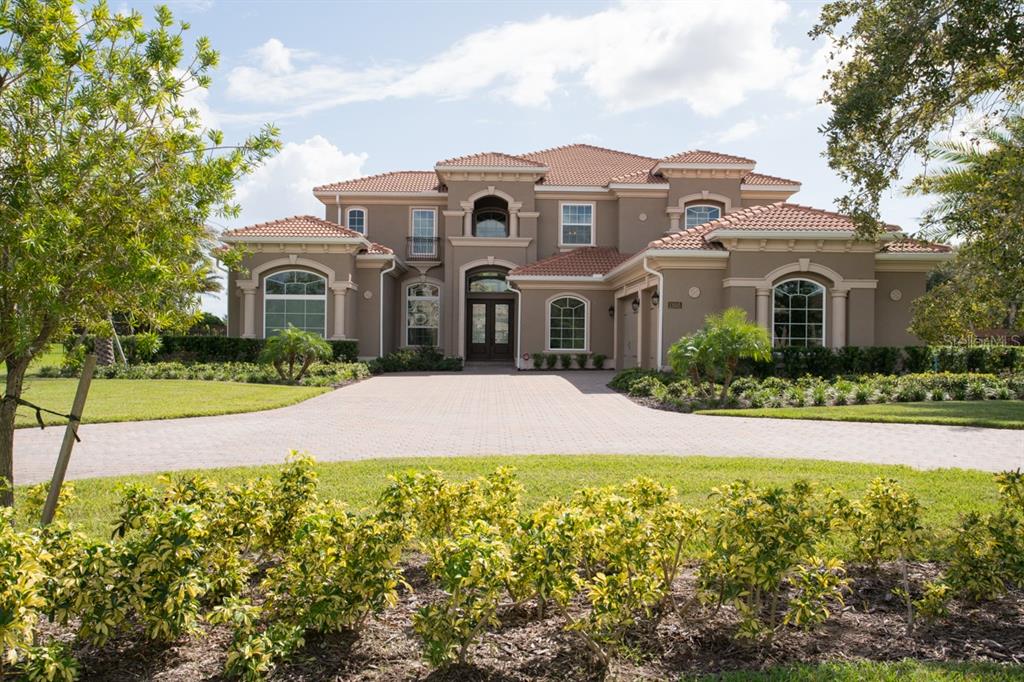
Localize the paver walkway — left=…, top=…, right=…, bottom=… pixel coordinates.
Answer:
left=12, top=370, right=1024, bottom=483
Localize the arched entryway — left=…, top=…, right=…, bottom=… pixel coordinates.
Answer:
left=465, top=266, right=515, bottom=361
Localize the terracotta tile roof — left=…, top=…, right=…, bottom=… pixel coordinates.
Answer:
left=521, top=144, right=657, bottom=186
left=742, top=171, right=801, bottom=187
left=880, top=238, right=952, bottom=253
left=679, top=202, right=901, bottom=233
left=222, top=215, right=364, bottom=240
left=660, top=150, right=755, bottom=165
left=362, top=241, right=393, bottom=255
left=314, top=171, right=445, bottom=193
left=609, top=169, right=667, bottom=185
left=647, top=223, right=725, bottom=251
left=509, top=247, right=632, bottom=277
left=436, top=151, right=546, bottom=168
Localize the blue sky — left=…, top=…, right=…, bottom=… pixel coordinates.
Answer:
left=143, top=0, right=934, bottom=315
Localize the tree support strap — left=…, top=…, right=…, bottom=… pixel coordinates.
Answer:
left=0, top=395, right=81, bottom=442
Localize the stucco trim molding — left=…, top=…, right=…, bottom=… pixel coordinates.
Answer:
left=721, top=259, right=877, bottom=292
left=448, top=236, right=532, bottom=248
left=236, top=256, right=339, bottom=289
left=457, top=257, right=519, bottom=358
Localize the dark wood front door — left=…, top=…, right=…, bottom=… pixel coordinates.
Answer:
left=467, top=299, right=514, bottom=361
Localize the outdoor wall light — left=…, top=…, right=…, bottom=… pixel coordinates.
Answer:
left=631, top=297, right=640, bottom=313
left=651, top=290, right=661, bottom=307
left=608, top=305, right=615, bottom=318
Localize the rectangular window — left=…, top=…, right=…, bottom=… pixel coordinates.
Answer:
left=411, top=208, right=437, bottom=257
left=347, top=208, right=366, bottom=234
left=560, top=203, right=594, bottom=246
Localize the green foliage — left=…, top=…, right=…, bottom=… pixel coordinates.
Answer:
left=544, top=353, right=558, bottom=370
left=0, top=0, right=280, bottom=504
left=812, top=0, right=1024, bottom=236
left=591, top=353, right=607, bottom=369
left=81, top=360, right=370, bottom=386
left=698, top=480, right=846, bottom=638
left=20, top=643, right=78, bottom=682
left=0, top=507, right=46, bottom=667
left=532, top=353, right=545, bottom=369
left=134, top=332, right=163, bottom=362
left=369, top=346, right=462, bottom=373
left=260, top=326, right=332, bottom=383
left=558, top=353, right=573, bottom=369
left=668, top=308, right=771, bottom=406
left=414, top=520, right=513, bottom=667
left=574, top=353, right=590, bottom=369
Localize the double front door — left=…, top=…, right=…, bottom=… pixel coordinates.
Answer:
left=467, top=299, right=514, bottom=361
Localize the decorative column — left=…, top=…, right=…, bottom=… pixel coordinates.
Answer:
left=329, top=280, right=358, bottom=339
left=755, top=287, right=771, bottom=331
left=509, top=201, right=522, bottom=238
left=831, top=289, right=848, bottom=349
left=238, top=281, right=258, bottom=338
left=460, top=201, right=473, bottom=236
left=666, top=207, right=683, bottom=232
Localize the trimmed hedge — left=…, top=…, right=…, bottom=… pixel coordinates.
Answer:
left=369, top=346, right=463, bottom=374
left=42, top=360, right=371, bottom=387
left=735, top=345, right=1023, bottom=380
left=71, top=335, right=359, bottom=364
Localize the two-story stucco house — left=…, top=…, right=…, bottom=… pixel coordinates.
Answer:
left=221, top=144, right=951, bottom=369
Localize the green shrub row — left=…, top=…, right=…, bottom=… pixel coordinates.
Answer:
left=69, top=335, right=359, bottom=364
left=529, top=352, right=607, bottom=370
left=734, top=344, right=1024, bottom=379
left=3, top=459, right=1022, bottom=679
left=611, top=368, right=1024, bottom=411
left=368, top=346, right=463, bottom=374
left=41, top=361, right=371, bottom=387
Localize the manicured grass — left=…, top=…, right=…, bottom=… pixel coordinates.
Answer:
left=13, top=378, right=329, bottom=429
left=687, top=659, right=1024, bottom=680
left=698, top=400, right=1024, bottom=429
left=30, top=454, right=1002, bottom=540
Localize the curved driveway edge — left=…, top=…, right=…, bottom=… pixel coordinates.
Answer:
left=12, top=371, right=1024, bottom=484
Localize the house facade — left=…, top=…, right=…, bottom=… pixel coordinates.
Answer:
left=221, top=144, right=951, bottom=369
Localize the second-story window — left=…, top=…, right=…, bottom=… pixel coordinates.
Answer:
left=685, top=204, right=721, bottom=228
left=346, top=207, right=366, bottom=235
left=474, top=210, right=508, bottom=238
left=560, top=202, right=594, bottom=246
left=410, top=208, right=437, bottom=257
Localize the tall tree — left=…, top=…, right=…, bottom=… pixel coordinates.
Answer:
left=0, top=0, right=279, bottom=505
left=906, top=117, right=1024, bottom=341
left=813, top=0, right=1024, bottom=236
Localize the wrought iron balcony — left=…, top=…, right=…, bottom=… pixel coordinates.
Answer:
left=407, top=236, right=441, bottom=261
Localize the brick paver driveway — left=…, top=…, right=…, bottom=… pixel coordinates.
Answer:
left=12, top=369, right=1024, bottom=483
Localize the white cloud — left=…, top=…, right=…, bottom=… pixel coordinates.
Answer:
left=784, top=37, right=850, bottom=105
left=223, top=0, right=810, bottom=120
left=718, top=119, right=762, bottom=143
left=230, top=135, right=368, bottom=227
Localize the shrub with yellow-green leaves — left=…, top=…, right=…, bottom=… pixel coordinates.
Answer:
left=0, top=507, right=47, bottom=674
left=698, top=480, right=848, bottom=639
left=414, top=520, right=514, bottom=667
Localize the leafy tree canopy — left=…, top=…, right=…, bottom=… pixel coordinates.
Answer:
left=907, top=116, right=1024, bottom=342
left=813, top=0, right=1024, bottom=236
left=0, top=0, right=279, bottom=503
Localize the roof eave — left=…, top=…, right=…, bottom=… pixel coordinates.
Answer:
left=534, top=185, right=610, bottom=193
left=654, top=161, right=757, bottom=172
left=740, top=183, right=801, bottom=192
left=707, top=229, right=863, bottom=241
left=608, top=183, right=670, bottom=190
left=507, top=274, right=607, bottom=281
left=434, top=164, right=548, bottom=173
left=220, top=235, right=365, bottom=245
left=875, top=251, right=954, bottom=260
left=313, top=190, right=447, bottom=200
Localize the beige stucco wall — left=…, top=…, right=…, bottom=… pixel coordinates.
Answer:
left=660, top=268, right=725, bottom=354
left=534, top=197, right=618, bottom=258
left=875, top=271, right=926, bottom=346
left=668, top=177, right=743, bottom=210
left=517, top=287, right=614, bottom=363
left=617, top=195, right=672, bottom=254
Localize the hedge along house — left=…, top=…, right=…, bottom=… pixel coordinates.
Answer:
left=220, top=144, right=952, bottom=368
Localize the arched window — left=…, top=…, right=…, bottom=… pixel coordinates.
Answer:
left=548, top=296, right=587, bottom=350
left=772, top=279, right=825, bottom=347
left=685, top=204, right=721, bottom=228
left=472, top=195, right=510, bottom=238
left=346, top=207, right=367, bottom=235
left=264, top=270, right=327, bottom=338
left=467, top=270, right=508, bottom=293
left=406, top=282, right=440, bottom=346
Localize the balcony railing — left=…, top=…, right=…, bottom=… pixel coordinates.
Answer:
left=407, top=236, right=441, bottom=261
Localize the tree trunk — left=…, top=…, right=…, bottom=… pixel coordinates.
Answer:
left=95, top=337, right=114, bottom=366
left=0, top=356, right=30, bottom=507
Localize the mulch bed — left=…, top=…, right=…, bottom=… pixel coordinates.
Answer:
left=36, top=557, right=1024, bottom=681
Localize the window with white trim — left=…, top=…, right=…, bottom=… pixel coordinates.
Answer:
left=264, top=270, right=327, bottom=338
left=406, top=282, right=440, bottom=346
left=410, top=208, right=437, bottom=257
left=346, top=207, right=366, bottom=235
left=685, top=204, right=721, bottom=228
left=560, top=203, right=594, bottom=245
left=772, top=279, right=825, bottom=347
left=548, top=296, right=587, bottom=350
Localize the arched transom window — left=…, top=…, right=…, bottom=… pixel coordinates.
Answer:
left=685, top=204, right=721, bottom=228
left=548, top=296, right=587, bottom=350
left=772, top=279, right=825, bottom=347
left=346, top=207, right=366, bottom=235
left=467, top=270, right=509, bottom=293
left=264, top=270, right=327, bottom=338
left=406, top=282, right=440, bottom=346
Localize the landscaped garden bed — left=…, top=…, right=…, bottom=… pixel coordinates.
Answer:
left=5, top=456, right=1023, bottom=680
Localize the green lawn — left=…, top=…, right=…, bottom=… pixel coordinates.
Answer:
left=688, top=660, right=1024, bottom=681
left=13, top=378, right=329, bottom=429
left=698, top=400, right=1024, bottom=429
left=29, top=454, right=1002, bottom=540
